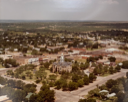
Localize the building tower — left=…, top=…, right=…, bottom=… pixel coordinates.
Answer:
left=60, top=53, right=64, bottom=63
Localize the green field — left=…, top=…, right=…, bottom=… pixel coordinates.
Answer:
left=1, top=22, right=128, bottom=33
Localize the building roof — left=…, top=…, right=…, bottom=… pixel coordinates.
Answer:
left=0, top=95, right=9, bottom=102
left=107, top=93, right=116, bottom=98
left=100, top=90, right=109, bottom=93
left=26, top=92, right=34, bottom=99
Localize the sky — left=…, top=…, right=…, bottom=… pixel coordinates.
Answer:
left=0, top=0, right=128, bottom=21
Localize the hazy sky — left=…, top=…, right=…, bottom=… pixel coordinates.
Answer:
left=0, top=0, right=128, bottom=21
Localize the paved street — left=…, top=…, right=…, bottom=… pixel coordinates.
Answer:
left=1, top=68, right=128, bottom=102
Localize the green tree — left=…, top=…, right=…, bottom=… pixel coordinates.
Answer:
left=68, top=81, right=78, bottom=91
left=109, top=66, right=114, bottom=74
left=122, top=61, right=128, bottom=69
left=78, top=99, right=87, bottom=102
left=77, top=79, right=84, bottom=87
left=106, top=79, right=117, bottom=89
left=89, top=73, right=96, bottom=83
left=117, top=91, right=125, bottom=102
left=87, top=98, right=96, bottom=102
left=72, top=74, right=79, bottom=82
left=62, top=81, right=68, bottom=91
left=108, top=57, right=116, bottom=62
left=111, top=85, right=120, bottom=94
left=115, top=65, right=121, bottom=72
left=126, top=72, right=128, bottom=79
left=83, top=75, right=89, bottom=85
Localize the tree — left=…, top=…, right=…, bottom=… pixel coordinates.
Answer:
left=89, top=73, right=96, bottom=83
left=104, top=65, right=108, bottom=73
left=83, top=75, right=89, bottom=85
left=126, top=72, right=128, bottom=79
left=72, top=74, right=79, bottom=82
left=35, top=69, right=47, bottom=80
left=80, top=63, right=85, bottom=70
left=108, top=57, right=116, bottom=62
left=88, top=88, right=100, bottom=98
left=55, top=80, right=62, bottom=90
left=25, top=71, right=31, bottom=77
left=30, top=85, right=55, bottom=102
left=92, top=43, right=98, bottom=49
left=93, top=67, right=98, bottom=75
left=98, top=55, right=103, bottom=59
left=29, top=94, right=38, bottom=102
left=68, top=81, right=78, bottom=91
left=122, top=61, right=128, bottom=69
left=23, top=84, right=37, bottom=93
left=87, top=98, right=96, bottom=102
left=106, top=79, right=117, bottom=89
left=117, top=91, right=125, bottom=102
left=62, top=81, right=68, bottom=91
left=115, top=65, right=121, bottom=72
left=40, top=84, right=50, bottom=91
left=7, top=70, right=14, bottom=76
left=0, top=76, right=7, bottom=85
left=78, top=99, right=87, bottom=102
left=29, top=74, right=33, bottom=79
left=72, top=64, right=79, bottom=72
left=87, top=57, right=95, bottom=62
left=109, top=66, right=114, bottom=74
left=111, top=85, right=120, bottom=94
left=37, top=89, right=55, bottom=102
left=21, top=74, right=26, bottom=80
left=49, top=75, right=57, bottom=82
left=77, top=79, right=84, bottom=87
left=44, top=62, right=50, bottom=69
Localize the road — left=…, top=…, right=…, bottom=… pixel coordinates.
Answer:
left=1, top=68, right=128, bottom=102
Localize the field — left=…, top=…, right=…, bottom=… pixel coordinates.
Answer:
left=1, top=21, right=128, bottom=34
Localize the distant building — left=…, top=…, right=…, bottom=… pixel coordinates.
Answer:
left=52, top=53, right=72, bottom=73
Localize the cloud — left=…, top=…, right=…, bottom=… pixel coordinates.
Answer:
left=14, top=0, right=40, bottom=2
left=99, top=0, right=119, bottom=4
